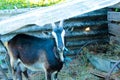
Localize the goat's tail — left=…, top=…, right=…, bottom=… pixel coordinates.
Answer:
left=0, top=35, right=12, bottom=79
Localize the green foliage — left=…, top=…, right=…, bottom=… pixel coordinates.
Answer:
left=115, top=8, right=120, bottom=12
left=0, top=0, right=64, bottom=10
left=111, top=8, right=120, bottom=12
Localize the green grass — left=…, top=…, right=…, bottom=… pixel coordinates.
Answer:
left=0, top=0, right=64, bottom=10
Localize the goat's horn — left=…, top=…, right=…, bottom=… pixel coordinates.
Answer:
left=59, top=20, right=64, bottom=27
left=51, top=22, right=56, bottom=28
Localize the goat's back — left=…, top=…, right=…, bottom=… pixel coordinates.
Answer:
left=8, top=34, right=63, bottom=71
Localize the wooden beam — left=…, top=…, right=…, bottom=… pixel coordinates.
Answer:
left=90, top=70, right=115, bottom=80
left=0, top=0, right=119, bottom=35
left=108, top=11, right=120, bottom=21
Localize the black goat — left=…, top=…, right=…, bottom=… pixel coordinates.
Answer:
left=4, top=21, right=66, bottom=80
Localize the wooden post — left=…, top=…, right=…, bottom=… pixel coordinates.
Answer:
left=108, top=3, right=120, bottom=44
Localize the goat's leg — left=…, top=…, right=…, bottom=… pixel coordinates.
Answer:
left=16, top=64, right=22, bottom=80
left=54, top=72, right=58, bottom=80
left=23, top=70, right=29, bottom=79
left=4, top=43, right=17, bottom=80
left=52, top=71, right=58, bottom=80
left=10, top=58, right=17, bottom=80
left=19, top=63, right=29, bottom=80
left=10, top=56, right=22, bottom=80
left=16, top=62, right=29, bottom=80
left=22, top=69, right=30, bottom=80
left=47, top=71, right=52, bottom=80
left=44, top=69, right=52, bottom=80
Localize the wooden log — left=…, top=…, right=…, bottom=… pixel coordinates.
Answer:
left=66, top=38, right=109, bottom=47
left=0, top=0, right=119, bottom=35
left=66, top=34, right=108, bottom=42
left=66, top=30, right=108, bottom=37
left=65, top=20, right=107, bottom=28
left=73, top=8, right=107, bottom=18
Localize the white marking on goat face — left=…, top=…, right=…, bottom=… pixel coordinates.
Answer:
left=59, top=51, right=64, bottom=62
left=61, top=30, right=65, bottom=48
left=52, top=27, right=65, bottom=49
left=52, top=31, right=58, bottom=47
left=52, top=27, right=65, bottom=62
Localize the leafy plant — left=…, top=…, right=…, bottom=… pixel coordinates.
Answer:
left=115, top=8, right=120, bottom=12
left=0, top=0, right=64, bottom=9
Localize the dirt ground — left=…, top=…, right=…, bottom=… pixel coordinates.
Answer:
left=29, top=55, right=101, bottom=80
left=58, top=56, right=101, bottom=80
left=0, top=53, right=102, bottom=80
left=29, top=43, right=120, bottom=80
left=2, top=43, right=120, bottom=80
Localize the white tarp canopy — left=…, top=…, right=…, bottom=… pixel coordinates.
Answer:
left=0, top=0, right=120, bottom=35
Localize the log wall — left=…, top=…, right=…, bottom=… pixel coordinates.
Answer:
left=0, top=8, right=108, bottom=55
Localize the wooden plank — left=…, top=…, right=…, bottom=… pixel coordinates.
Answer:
left=0, top=8, right=107, bottom=19
left=108, top=23, right=120, bottom=36
left=0, top=0, right=119, bottom=35
left=110, top=36, right=120, bottom=43
left=108, top=11, right=120, bottom=21
left=90, top=70, right=117, bottom=80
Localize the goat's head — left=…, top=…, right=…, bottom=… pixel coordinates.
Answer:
left=51, top=21, right=65, bottom=62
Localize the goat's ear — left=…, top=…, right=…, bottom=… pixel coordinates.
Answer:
left=51, top=22, right=56, bottom=29
left=59, top=20, right=64, bottom=28
left=66, top=27, right=74, bottom=32
left=42, top=31, right=51, bottom=37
